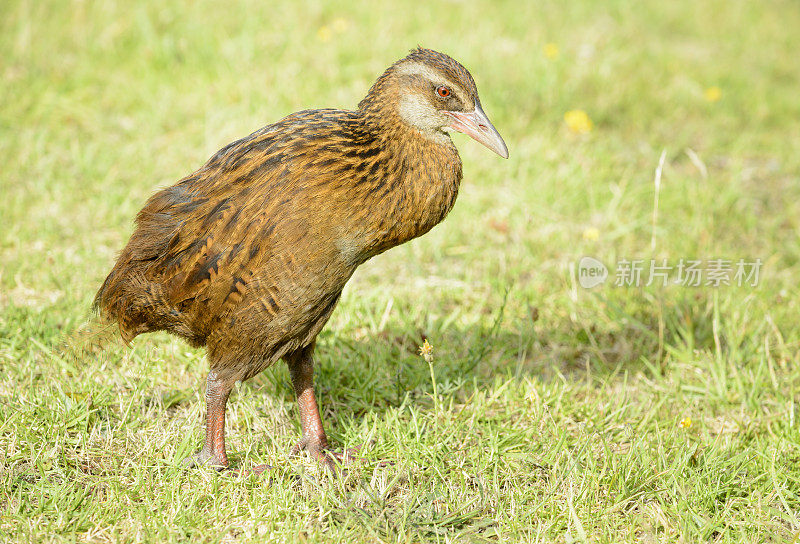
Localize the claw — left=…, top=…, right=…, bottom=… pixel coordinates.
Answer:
left=183, top=448, right=229, bottom=471
left=227, top=463, right=273, bottom=478
left=291, top=437, right=367, bottom=474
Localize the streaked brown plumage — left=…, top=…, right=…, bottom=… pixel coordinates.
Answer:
left=95, top=47, right=508, bottom=473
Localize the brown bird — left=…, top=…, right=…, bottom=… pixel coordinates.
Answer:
left=94, top=47, right=508, bottom=473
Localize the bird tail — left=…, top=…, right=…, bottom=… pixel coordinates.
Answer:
left=59, top=313, right=125, bottom=367
left=95, top=268, right=170, bottom=343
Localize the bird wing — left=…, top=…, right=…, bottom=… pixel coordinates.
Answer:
left=128, top=110, right=355, bottom=338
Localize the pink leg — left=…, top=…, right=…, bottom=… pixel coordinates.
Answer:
left=287, top=344, right=329, bottom=454
left=184, top=370, right=233, bottom=469
left=287, top=343, right=359, bottom=472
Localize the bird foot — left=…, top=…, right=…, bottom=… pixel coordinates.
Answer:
left=184, top=450, right=272, bottom=478
left=290, top=436, right=366, bottom=473
left=182, top=448, right=229, bottom=471
left=227, top=463, right=273, bottom=478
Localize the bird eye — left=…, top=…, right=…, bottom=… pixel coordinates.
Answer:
left=436, top=86, right=451, bottom=98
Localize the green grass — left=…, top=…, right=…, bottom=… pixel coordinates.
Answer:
left=2, top=0, right=800, bottom=541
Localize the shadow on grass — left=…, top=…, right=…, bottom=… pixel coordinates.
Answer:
left=250, top=290, right=723, bottom=438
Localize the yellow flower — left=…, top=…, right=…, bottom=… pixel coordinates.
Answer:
left=582, top=227, right=600, bottom=241
left=419, top=339, right=434, bottom=363
left=544, top=42, right=559, bottom=60
left=704, top=86, right=721, bottom=102
left=679, top=416, right=692, bottom=429
left=564, top=109, right=593, bottom=134
left=317, top=26, right=332, bottom=42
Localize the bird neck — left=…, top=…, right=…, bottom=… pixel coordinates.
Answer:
left=345, top=105, right=462, bottom=259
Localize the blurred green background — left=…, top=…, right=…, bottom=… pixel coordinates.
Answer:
left=2, top=1, right=800, bottom=542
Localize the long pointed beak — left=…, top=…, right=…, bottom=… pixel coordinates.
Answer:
left=444, top=103, right=509, bottom=159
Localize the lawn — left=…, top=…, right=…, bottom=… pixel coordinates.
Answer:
left=2, top=0, right=800, bottom=542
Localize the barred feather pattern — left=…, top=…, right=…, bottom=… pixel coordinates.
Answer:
left=94, top=48, right=467, bottom=382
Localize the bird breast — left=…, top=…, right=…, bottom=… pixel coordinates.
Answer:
left=330, top=141, right=462, bottom=267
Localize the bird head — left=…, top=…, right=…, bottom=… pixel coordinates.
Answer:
left=359, top=48, right=509, bottom=159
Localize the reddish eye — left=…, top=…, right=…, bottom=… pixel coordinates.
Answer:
left=436, top=86, right=451, bottom=98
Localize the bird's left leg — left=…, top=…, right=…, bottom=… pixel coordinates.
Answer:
left=286, top=343, right=357, bottom=472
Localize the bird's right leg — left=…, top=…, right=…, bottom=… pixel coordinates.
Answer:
left=184, top=370, right=233, bottom=470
